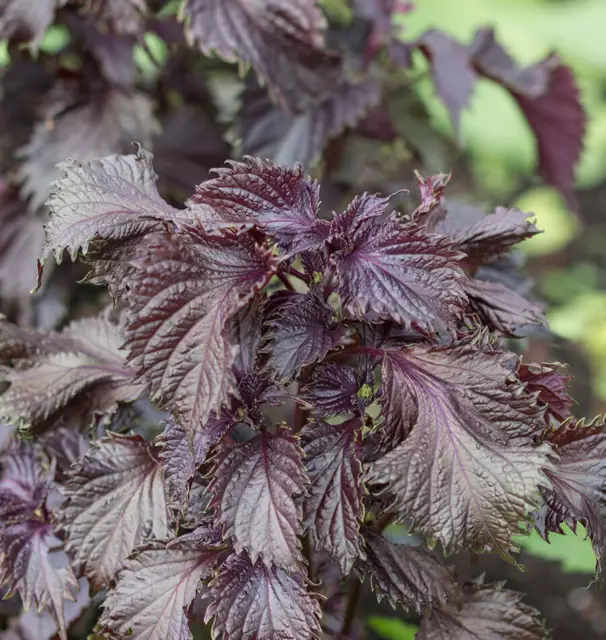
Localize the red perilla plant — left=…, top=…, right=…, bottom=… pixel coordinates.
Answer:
left=0, top=1, right=596, bottom=639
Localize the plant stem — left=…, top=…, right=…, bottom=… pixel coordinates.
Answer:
left=286, top=266, right=309, bottom=283
left=277, top=272, right=294, bottom=291
left=293, top=401, right=308, bottom=433
left=302, top=533, right=314, bottom=582
left=341, top=577, right=362, bottom=637
left=375, top=511, right=396, bottom=532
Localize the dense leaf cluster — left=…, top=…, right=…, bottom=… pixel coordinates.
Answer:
left=0, top=0, right=585, bottom=319
left=0, top=1, right=598, bottom=639
left=0, top=147, right=602, bottom=639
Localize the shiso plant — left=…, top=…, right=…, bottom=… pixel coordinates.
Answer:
left=0, top=1, right=599, bottom=640
left=0, top=148, right=603, bottom=640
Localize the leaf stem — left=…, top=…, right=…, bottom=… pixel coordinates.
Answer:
left=302, top=532, right=314, bottom=582
left=286, top=266, right=309, bottom=283
left=293, top=371, right=311, bottom=434
left=375, top=512, right=396, bottom=532
left=341, top=576, right=362, bottom=637
left=277, top=272, right=295, bottom=291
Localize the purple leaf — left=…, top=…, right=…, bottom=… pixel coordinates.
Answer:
left=0, top=185, right=45, bottom=300
left=301, top=418, right=364, bottom=573
left=229, top=299, right=266, bottom=376
left=368, top=339, right=550, bottom=556
left=157, top=418, right=233, bottom=508
left=59, top=433, right=170, bottom=589
left=518, top=363, right=573, bottom=423
left=20, top=88, right=158, bottom=213
left=411, top=171, right=450, bottom=224
left=358, top=528, right=454, bottom=611
left=265, top=293, right=344, bottom=381
left=40, top=427, right=89, bottom=473
left=435, top=206, right=540, bottom=266
left=464, top=278, right=545, bottom=337
left=300, top=364, right=362, bottom=417
left=470, top=28, right=553, bottom=98
left=0, top=447, right=78, bottom=640
left=0, top=522, right=77, bottom=640
left=535, top=417, right=606, bottom=568
left=470, top=29, right=585, bottom=212
left=516, top=64, right=585, bottom=213
left=153, top=106, right=231, bottom=196
left=1, top=577, right=90, bottom=640
left=417, top=576, right=547, bottom=640
left=122, top=230, right=275, bottom=436
left=77, top=0, right=146, bottom=35
left=0, top=309, right=145, bottom=432
left=330, top=194, right=466, bottom=331
left=239, top=77, right=381, bottom=167
left=419, top=31, right=477, bottom=136
left=205, top=552, right=321, bottom=640
left=181, top=0, right=341, bottom=112
left=0, top=0, right=58, bottom=50
left=182, top=473, right=212, bottom=529
left=188, top=157, right=329, bottom=254
left=209, top=427, right=307, bottom=572
left=75, top=19, right=136, bottom=87
left=100, top=529, right=225, bottom=640
left=41, top=148, right=187, bottom=266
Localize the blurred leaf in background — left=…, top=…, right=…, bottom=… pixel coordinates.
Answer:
left=368, top=616, right=419, bottom=640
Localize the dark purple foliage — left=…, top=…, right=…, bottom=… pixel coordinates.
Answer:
left=0, top=1, right=592, bottom=638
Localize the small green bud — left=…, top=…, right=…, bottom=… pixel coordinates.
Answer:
left=312, top=271, right=323, bottom=284
left=357, top=383, right=373, bottom=400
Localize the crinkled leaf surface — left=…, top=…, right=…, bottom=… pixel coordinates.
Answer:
left=100, top=526, right=224, bottom=640
left=368, top=341, right=550, bottom=556
left=181, top=0, right=341, bottom=112
left=0, top=310, right=144, bottom=431
left=205, top=552, right=321, bottom=640
left=122, top=230, right=274, bottom=436
left=189, top=157, right=328, bottom=254
left=518, top=363, right=572, bottom=423
left=300, top=364, right=360, bottom=417
left=210, top=428, right=306, bottom=572
left=1, top=577, right=90, bottom=640
left=265, top=292, right=344, bottom=381
left=59, top=433, right=170, bottom=589
left=20, top=89, right=157, bottom=213
left=42, top=148, right=187, bottom=265
left=358, top=528, right=454, bottom=612
left=158, top=418, right=233, bottom=507
left=535, top=417, right=606, bottom=567
left=435, top=206, right=539, bottom=266
left=464, top=278, right=545, bottom=337
left=0, top=447, right=77, bottom=640
left=417, top=577, right=547, bottom=640
left=330, top=194, right=466, bottom=331
left=301, top=418, right=363, bottom=573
